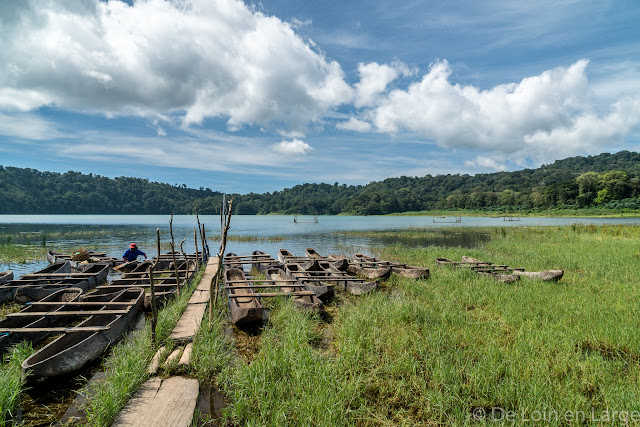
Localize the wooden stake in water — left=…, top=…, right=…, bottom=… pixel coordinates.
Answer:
left=194, top=227, right=200, bottom=268
left=211, top=198, right=233, bottom=323
left=170, top=213, right=180, bottom=297
left=148, top=228, right=160, bottom=345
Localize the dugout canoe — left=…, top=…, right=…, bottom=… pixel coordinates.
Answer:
left=318, top=261, right=377, bottom=295
left=0, top=287, right=83, bottom=357
left=391, top=265, right=429, bottom=279
left=0, top=271, right=13, bottom=286
left=265, top=267, right=324, bottom=312
left=251, top=251, right=279, bottom=272
left=346, top=264, right=391, bottom=280
left=224, top=253, right=243, bottom=270
left=435, top=257, right=458, bottom=267
left=277, top=249, right=296, bottom=264
left=224, top=267, right=264, bottom=325
left=327, top=254, right=349, bottom=271
left=511, top=269, right=564, bottom=281
left=0, top=261, right=72, bottom=304
left=21, top=287, right=145, bottom=377
left=285, top=262, right=334, bottom=302
left=305, top=248, right=325, bottom=259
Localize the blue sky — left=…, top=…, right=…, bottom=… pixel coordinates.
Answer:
left=0, top=0, right=639, bottom=193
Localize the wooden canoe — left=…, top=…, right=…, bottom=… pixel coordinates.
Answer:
left=305, top=248, right=324, bottom=259
left=391, top=265, right=429, bottom=279
left=511, top=269, right=564, bottom=281
left=277, top=249, right=296, bottom=264
left=0, top=270, right=13, bottom=285
left=21, top=287, right=145, bottom=377
left=265, top=267, right=323, bottom=312
left=251, top=251, right=279, bottom=272
left=13, top=278, right=91, bottom=304
left=346, top=264, right=391, bottom=280
left=0, top=287, right=84, bottom=356
left=0, top=261, right=72, bottom=304
left=327, top=254, right=349, bottom=271
left=285, top=262, right=334, bottom=302
left=224, top=267, right=264, bottom=325
left=315, top=261, right=377, bottom=295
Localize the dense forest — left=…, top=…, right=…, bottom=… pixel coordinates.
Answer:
left=2, top=151, right=640, bottom=215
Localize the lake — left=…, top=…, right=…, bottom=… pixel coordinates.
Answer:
left=1, top=214, right=639, bottom=277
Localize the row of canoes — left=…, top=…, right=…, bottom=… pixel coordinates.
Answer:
left=0, top=250, right=203, bottom=378
left=435, top=256, right=564, bottom=282
left=223, top=248, right=426, bottom=325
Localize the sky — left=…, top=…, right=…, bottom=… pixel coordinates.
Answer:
left=0, top=0, right=639, bottom=193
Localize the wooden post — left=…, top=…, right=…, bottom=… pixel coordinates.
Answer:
left=211, top=198, right=233, bottom=323
left=194, top=227, right=200, bottom=268
left=195, top=207, right=205, bottom=261
left=148, top=228, right=160, bottom=345
left=169, top=214, right=180, bottom=297
left=179, top=238, right=189, bottom=275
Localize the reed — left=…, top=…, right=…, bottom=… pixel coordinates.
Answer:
left=0, top=243, right=47, bottom=262
left=0, top=342, right=32, bottom=425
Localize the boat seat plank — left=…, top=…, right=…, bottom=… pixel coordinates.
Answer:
left=0, top=326, right=110, bottom=333
left=26, top=301, right=137, bottom=306
left=228, top=291, right=316, bottom=298
left=7, top=310, right=129, bottom=317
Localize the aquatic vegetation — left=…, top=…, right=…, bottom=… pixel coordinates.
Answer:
left=0, top=342, right=32, bottom=425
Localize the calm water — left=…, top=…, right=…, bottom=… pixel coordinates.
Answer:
left=1, top=214, right=639, bottom=277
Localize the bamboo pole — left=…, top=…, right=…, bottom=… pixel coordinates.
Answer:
left=169, top=214, right=181, bottom=297
left=148, top=228, right=160, bottom=345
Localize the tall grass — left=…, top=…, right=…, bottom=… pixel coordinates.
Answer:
left=84, top=267, right=206, bottom=427
left=0, top=342, right=32, bottom=424
left=201, top=225, right=640, bottom=425
left=0, top=243, right=47, bottom=262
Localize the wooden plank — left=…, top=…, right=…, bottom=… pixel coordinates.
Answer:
left=293, top=276, right=364, bottom=281
left=178, top=343, right=193, bottom=367
left=224, top=279, right=295, bottom=283
left=112, top=376, right=199, bottom=427
left=0, top=326, right=109, bottom=333
left=27, top=301, right=137, bottom=306
left=223, top=260, right=277, bottom=265
left=228, top=291, right=316, bottom=298
left=188, top=290, right=209, bottom=304
left=7, top=310, right=129, bottom=317
left=163, top=347, right=183, bottom=369
left=112, top=377, right=163, bottom=425
left=148, top=346, right=167, bottom=375
left=169, top=303, right=207, bottom=343
left=224, top=284, right=304, bottom=289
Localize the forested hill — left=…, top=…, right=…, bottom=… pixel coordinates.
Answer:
left=2, top=150, right=640, bottom=214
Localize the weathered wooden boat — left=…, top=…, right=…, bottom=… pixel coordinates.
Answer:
left=0, top=261, right=72, bottom=304
left=21, top=287, right=145, bottom=377
left=285, top=262, right=334, bottom=302
left=435, top=257, right=458, bottom=267
left=0, top=287, right=83, bottom=356
left=250, top=251, right=279, bottom=272
left=13, top=278, right=91, bottom=304
left=511, top=269, right=564, bottom=281
left=0, top=270, right=13, bottom=285
left=47, top=250, right=119, bottom=269
left=265, top=267, right=324, bottom=312
left=475, top=269, right=520, bottom=283
left=224, top=267, right=264, bottom=325
left=346, top=263, right=391, bottom=280
left=224, top=253, right=243, bottom=270
left=392, top=265, right=430, bottom=279
left=277, top=249, right=296, bottom=264
left=316, top=260, right=378, bottom=295
left=327, top=254, right=349, bottom=271
left=305, top=248, right=324, bottom=259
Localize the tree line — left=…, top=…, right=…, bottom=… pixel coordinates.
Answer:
left=2, top=151, right=640, bottom=215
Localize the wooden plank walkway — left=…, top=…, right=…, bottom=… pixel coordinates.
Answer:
left=114, top=257, right=219, bottom=426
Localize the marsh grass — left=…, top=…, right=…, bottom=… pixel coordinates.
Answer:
left=224, top=234, right=286, bottom=243
left=84, top=267, right=206, bottom=427
left=220, top=299, right=360, bottom=426
left=0, top=243, right=48, bottom=262
left=0, top=342, right=32, bottom=424
left=200, top=225, right=640, bottom=426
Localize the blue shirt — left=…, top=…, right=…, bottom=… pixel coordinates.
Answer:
left=123, top=248, right=147, bottom=261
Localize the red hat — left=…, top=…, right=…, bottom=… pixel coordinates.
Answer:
left=130, top=243, right=137, bottom=248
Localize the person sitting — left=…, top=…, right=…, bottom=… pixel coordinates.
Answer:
left=123, top=243, right=147, bottom=262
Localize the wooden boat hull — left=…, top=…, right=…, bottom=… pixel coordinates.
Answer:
left=286, top=263, right=334, bottom=302
left=13, top=278, right=91, bottom=304
left=512, top=269, right=564, bottom=281
left=327, top=255, right=349, bottom=271
left=435, top=257, right=457, bottom=267
left=392, top=265, right=429, bottom=279
left=346, top=265, right=391, bottom=280
left=21, top=288, right=144, bottom=377
left=0, top=287, right=83, bottom=356
left=345, top=280, right=378, bottom=295
left=225, top=267, right=264, bottom=325
left=0, top=270, right=13, bottom=285
left=265, top=267, right=323, bottom=312
left=0, top=261, right=73, bottom=304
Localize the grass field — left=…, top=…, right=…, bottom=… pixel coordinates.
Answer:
left=196, top=224, right=640, bottom=425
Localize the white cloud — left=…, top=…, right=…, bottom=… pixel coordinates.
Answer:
left=354, top=61, right=413, bottom=107
left=362, top=59, right=640, bottom=165
left=464, top=155, right=507, bottom=171
left=0, top=0, right=352, bottom=132
left=272, top=139, right=314, bottom=155
left=0, top=113, right=64, bottom=140
left=336, top=118, right=372, bottom=132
